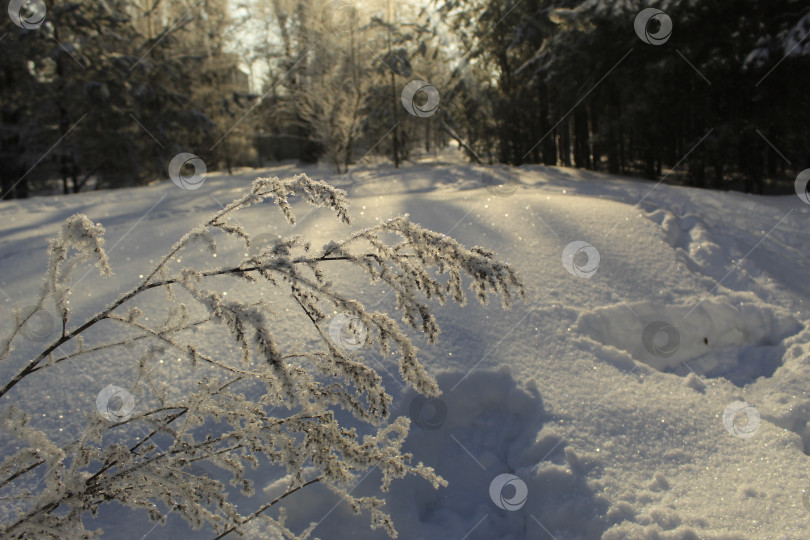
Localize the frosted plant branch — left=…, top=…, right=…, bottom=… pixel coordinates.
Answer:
left=0, top=173, right=522, bottom=538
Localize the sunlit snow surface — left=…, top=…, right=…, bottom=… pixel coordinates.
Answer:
left=2, top=152, right=810, bottom=539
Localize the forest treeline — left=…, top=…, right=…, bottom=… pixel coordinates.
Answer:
left=446, top=0, right=810, bottom=194
left=2, top=0, right=809, bottom=198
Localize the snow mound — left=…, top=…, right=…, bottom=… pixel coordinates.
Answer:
left=575, top=295, right=801, bottom=384
left=259, top=368, right=610, bottom=540
left=645, top=209, right=728, bottom=275
left=387, top=368, right=610, bottom=540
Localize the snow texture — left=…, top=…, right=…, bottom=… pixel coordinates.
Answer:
left=2, top=151, right=810, bottom=539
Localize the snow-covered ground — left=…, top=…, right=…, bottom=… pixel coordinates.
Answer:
left=2, top=150, right=810, bottom=539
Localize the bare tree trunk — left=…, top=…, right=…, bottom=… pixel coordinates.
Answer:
left=440, top=120, right=482, bottom=164
left=389, top=69, right=399, bottom=168
left=387, top=0, right=399, bottom=168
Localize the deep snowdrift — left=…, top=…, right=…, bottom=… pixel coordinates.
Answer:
left=1, top=154, right=809, bottom=539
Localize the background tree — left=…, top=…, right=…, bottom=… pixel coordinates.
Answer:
left=438, top=0, right=810, bottom=192
left=0, top=0, right=251, bottom=198
left=3, top=0, right=809, bottom=197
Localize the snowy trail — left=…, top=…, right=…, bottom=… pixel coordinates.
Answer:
left=1, top=158, right=809, bottom=539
